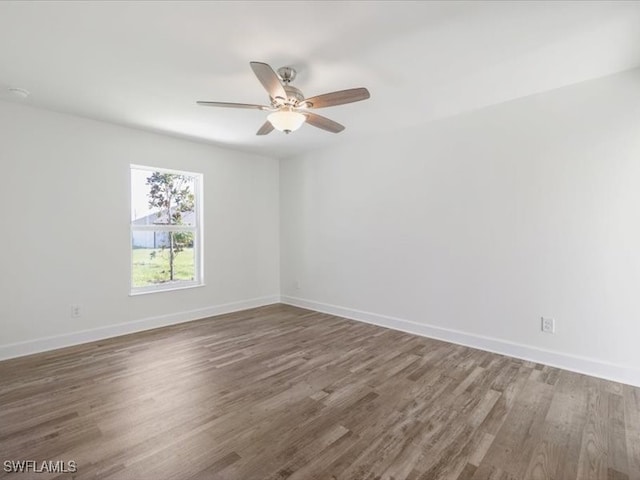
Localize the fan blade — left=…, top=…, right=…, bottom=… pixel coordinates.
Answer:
left=256, top=121, right=274, bottom=136
left=304, top=112, right=345, bottom=133
left=303, top=88, right=370, bottom=109
left=197, top=101, right=268, bottom=110
left=250, top=61, right=287, bottom=100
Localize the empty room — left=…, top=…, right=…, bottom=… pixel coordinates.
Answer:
left=1, top=1, right=639, bottom=479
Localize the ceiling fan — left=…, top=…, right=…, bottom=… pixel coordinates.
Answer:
left=197, top=61, right=370, bottom=135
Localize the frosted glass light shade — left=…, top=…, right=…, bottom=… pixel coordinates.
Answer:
left=268, top=110, right=305, bottom=133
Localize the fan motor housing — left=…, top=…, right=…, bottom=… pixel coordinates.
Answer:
left=283, top=85, right=304, bottom=103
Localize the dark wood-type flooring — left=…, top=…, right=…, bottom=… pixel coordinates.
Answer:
left=0, top=304, right=639, bottom=480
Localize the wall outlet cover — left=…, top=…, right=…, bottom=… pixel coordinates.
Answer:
left=541, top=317, right=555, bottom=333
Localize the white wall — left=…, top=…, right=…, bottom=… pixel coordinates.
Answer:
left=0, top=101, right=280, bottom=354
left=3, top=69, right=640, bottom=386
left=280, top=69, right=640, bottom=385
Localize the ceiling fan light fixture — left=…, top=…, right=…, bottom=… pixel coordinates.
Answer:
left=197, top=61, right=369, bottom=135
left=268, top=109, right=305, bottom=134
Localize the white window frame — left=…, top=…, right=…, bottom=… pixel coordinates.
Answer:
left=129, top=164, right=204, bottom=295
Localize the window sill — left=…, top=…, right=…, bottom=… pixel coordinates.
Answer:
left=129, top=282, right=206, bottom=296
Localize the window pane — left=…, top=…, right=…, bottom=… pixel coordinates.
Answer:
left=131, top=168, right=196, bottom=226
left=131, top=231, right=196, bottom=288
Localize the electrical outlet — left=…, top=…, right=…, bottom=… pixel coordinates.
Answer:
left=294, top=280, right=301, bottom=290
left=541, top=317, right=555, bottom=333
left=71, top=304, right=81, bottom=318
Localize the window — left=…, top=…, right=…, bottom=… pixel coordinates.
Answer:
left=130, top=165, right=203, bottom=294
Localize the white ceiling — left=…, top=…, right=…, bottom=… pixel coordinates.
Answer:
left=1, top=1, right=640, bottom=158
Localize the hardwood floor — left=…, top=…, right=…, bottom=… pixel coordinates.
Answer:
left=0, top=304, right=638, bottom=480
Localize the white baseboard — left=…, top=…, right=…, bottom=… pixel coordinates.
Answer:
left=281, top=295, right=640, bottom=388
left=0, top=295, right=280, bottom=361
left=5, top=293, right=638, bottom=388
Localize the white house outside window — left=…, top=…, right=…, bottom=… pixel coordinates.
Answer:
left=130, top=165, right=203, bottom=294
